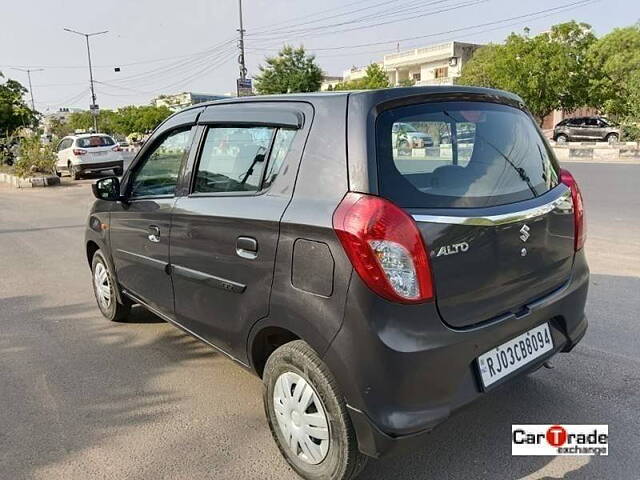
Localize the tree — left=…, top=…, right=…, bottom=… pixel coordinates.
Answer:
left=47, top=116, right=74, bottom=139
left=14, top=136, right=56, bottom=177
left=66, top=105, right=172, bottom=137
left=0, top=72, right=37, bottom=136
left=333, top=63, right=390, bottom=90
left=587, top=25, right=640, bottom=122
left=459, top=21, right=596, bottom=124
left=254, top=45, right=323, bottom=94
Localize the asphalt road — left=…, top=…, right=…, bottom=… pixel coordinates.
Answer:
left=0, top=163, right=638, bottom=480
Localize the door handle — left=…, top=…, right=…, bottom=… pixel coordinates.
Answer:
left=236, top=236, right=258, bottom=259
left=148, top=225, right=161, bottom=243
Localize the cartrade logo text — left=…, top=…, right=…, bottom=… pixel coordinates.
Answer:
left=512, top=425, right=608, bottom=456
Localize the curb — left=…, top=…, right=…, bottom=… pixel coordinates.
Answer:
left=0, top=172, right=61, bottom=188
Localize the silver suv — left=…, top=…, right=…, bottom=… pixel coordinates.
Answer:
left=553, top=116, right=620, bottom=144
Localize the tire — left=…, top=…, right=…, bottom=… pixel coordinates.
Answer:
left=91, top=250, right=131, bottom=322
left=113, top=167, right=123, bottom=176
left=53, top=165, right=62, bottom=177
left=606, top=133, right=619, bottom=145
left=263, top=340, right=368, bottom=480
left=69, top=163, right=81, bottom=180
left=556, top=134, right=568, bottom=144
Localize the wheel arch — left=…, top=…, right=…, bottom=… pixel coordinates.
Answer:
left=249, top=325, right=301, bottom=378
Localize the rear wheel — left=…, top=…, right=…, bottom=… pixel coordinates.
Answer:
left=263, top=340, right=367, bottom=480
left=606, top=133, right=619, bottom=144
left=91, top=250, right=131, bottom=322
left=556, top=134, right=568, bottom=144
left=69, top=163, right=81, bottom=180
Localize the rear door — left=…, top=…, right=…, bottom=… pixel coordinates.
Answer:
left=376, top=100, right=576, bottom=328
left=169, top=102, right=312, bottom=359
left=582, top=118, right=601, bottom=140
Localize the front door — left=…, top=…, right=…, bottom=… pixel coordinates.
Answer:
left=169, top=105, right=307, bottom=360
left=109, top=126, right=196, bottom=315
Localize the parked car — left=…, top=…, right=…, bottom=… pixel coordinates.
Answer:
left=553, top=116, right=620, bottom=144
left=392, top=122, right=433, bottom=154
left=55, top=134, right=124, bottom=180
left=85, top=87, right=588, bottom=480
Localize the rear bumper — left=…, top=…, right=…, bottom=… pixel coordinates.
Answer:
left=75, top=160, right=123, bottom=173
left=323, top=249, right=589, bottom=458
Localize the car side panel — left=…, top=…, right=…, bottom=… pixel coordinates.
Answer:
left=250, top=95, right=353, bottom=362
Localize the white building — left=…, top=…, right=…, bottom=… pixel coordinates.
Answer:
left=152, top=92, right=229, bottom=111
left=333, top=41, right=482, bottom=87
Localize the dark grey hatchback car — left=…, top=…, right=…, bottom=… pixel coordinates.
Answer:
left=86, top=87, right=589, bottom=480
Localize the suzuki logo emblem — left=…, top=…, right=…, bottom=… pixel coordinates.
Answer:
left=520, top=224, right=531, bottom=242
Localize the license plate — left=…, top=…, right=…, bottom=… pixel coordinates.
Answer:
left=93, top=151, right=107, bottom=156
left=477, top=323, right=553, bottom=388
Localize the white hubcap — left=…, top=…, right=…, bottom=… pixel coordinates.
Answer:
left=93, top=262, right=111, bottom=310
left=273, top=372, right=330, bottom=465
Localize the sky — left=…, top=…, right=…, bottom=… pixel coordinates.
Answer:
left=1, top=0, right=638, bottom=112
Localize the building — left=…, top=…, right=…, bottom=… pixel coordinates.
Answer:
left=383, top=41, right=481, bottom=86
left=152, top=92, right=229, bottom=111
left=320, top=75, right=343, bottom=91
left=42, top=107, right=84, bottom=137
left=332, top=41, right=482, bottom=88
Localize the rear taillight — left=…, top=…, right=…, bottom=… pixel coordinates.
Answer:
left=560, top=169, right=586, bottom=251
left=112, top=146, right=122, bottom=152
left=332, top=192, right=434, bottom=303
left=73, top=148, right=87, bottom=156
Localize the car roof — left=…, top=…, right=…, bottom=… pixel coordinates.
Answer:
left=177, top=86, right=524, bottom=112
left=67, top=133, right=113, bottom=139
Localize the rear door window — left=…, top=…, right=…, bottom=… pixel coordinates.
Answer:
left=376, top=101, right=560, bottom=208
left=193, top=126, right=296, bottom=194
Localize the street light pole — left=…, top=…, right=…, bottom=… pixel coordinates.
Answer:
left=11, top=67, right=44, bottom=111
left=64, top=28, right=108, bottom=133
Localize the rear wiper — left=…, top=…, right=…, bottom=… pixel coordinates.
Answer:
left=442, top=111, right=538, bottom=197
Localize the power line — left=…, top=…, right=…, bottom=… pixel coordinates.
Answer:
left=287, top=0, right=600, bottom=51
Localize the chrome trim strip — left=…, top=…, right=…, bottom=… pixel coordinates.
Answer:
left=171, top=264, right=246, bottom=294
left=412, top=190, right=572, bottom=226
left=116, top=249, right=167, bottom=270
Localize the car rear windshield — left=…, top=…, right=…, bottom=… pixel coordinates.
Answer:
left=76, top=136, right=115, bottom=148
left=376, top=101, right=560, bottom=208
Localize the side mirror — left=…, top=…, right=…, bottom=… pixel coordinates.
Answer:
left=92, top=176, right=121, bottom=201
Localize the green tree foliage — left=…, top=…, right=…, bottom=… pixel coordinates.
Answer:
left=47, top=116, right=74, bottom=139
left=14, top=136, right=57, bottom=177
left=254, top=45, right=323, bottom=94
left=333, top=63, right=390, bottom=90
left=587, top=24, right=640, bottom=138
left=65, top=105, right=172, bottom=137
left=0, top=72, right=37, bottom=136
left=459, top=21, right=596, bottom=124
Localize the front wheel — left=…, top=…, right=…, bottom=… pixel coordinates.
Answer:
left=263, top=340, right=367, bottom=480
left=556, top=134, right=568, bottom=144
left=606, top=133, right=619, bottom=145
left=91, top=250, right=131, bottom=322
left=113, top=167, right=123, bottom=176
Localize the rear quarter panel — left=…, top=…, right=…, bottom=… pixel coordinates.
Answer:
left=250, top=95, right=353, bottom=360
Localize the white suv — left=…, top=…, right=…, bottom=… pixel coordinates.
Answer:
left=55, top=134, right=124, bottom=180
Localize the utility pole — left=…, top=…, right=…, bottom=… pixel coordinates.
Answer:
left=237, top=0, right=247, bottom=81
left=11, top=67, right=44, bottom=111
left=64, top=28, right=108, bottom=132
